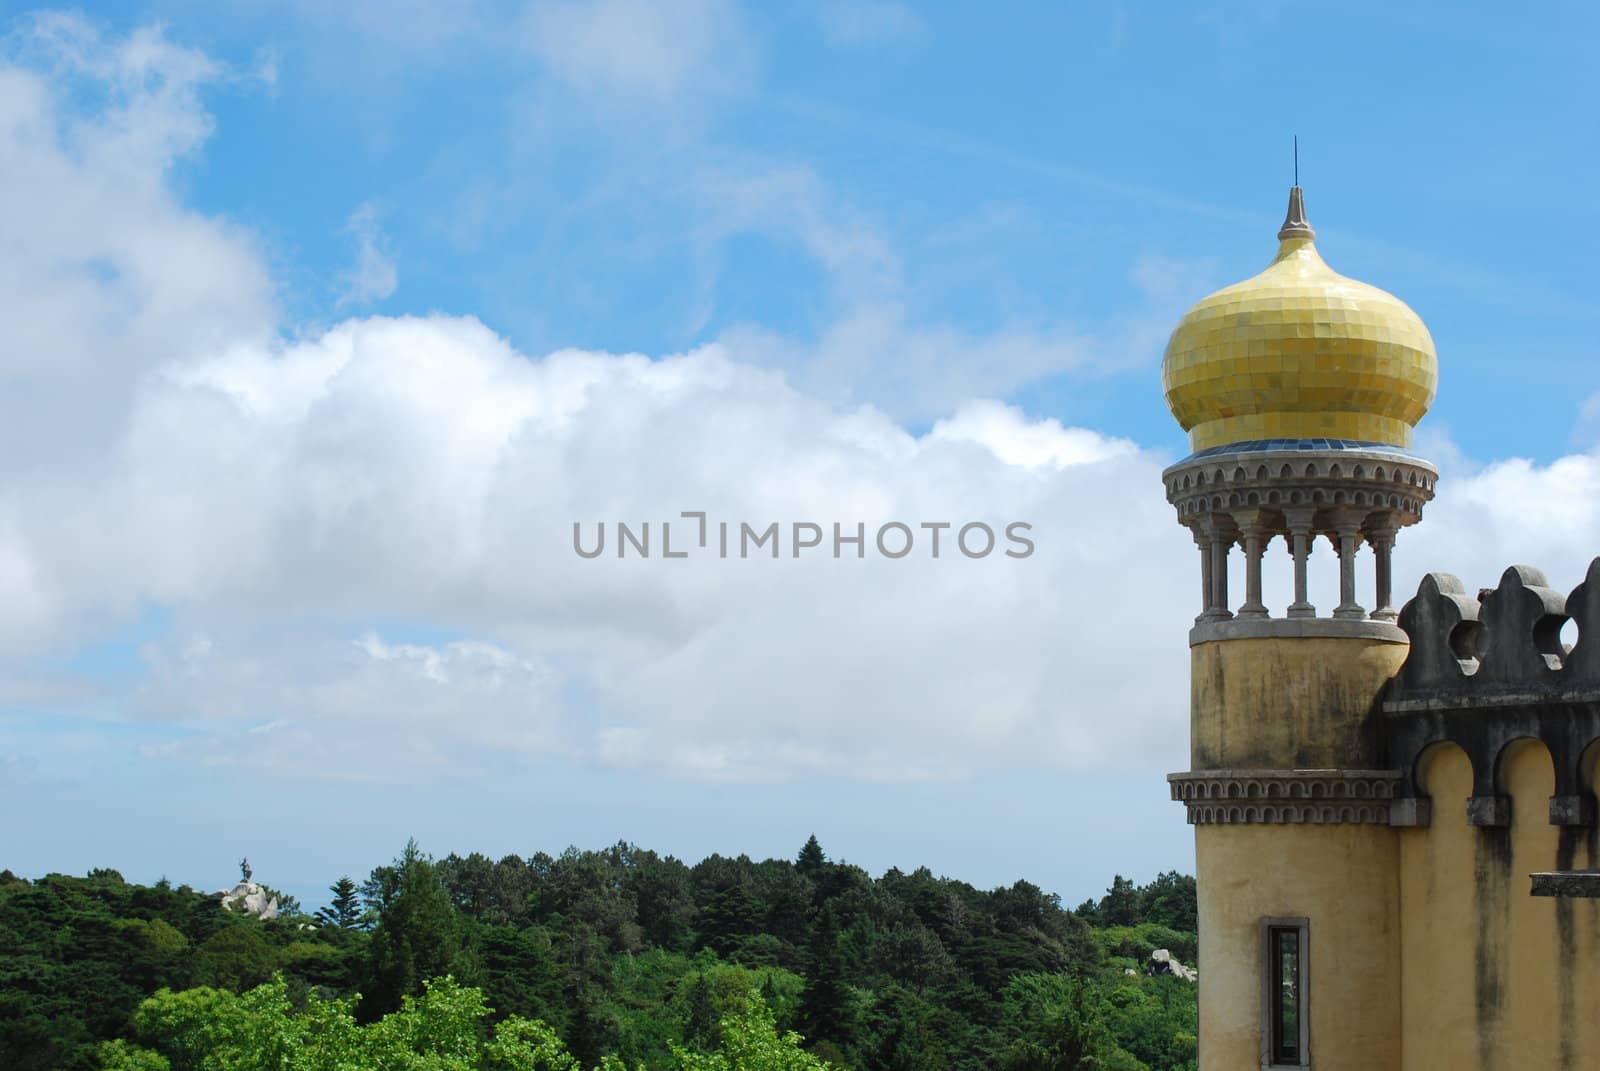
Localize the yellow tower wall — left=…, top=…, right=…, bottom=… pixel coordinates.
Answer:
left=1197, top=822, right=1402, bottom=1070
left=1190, top=635, right=1409, bottom=769
left=1190, top=634, right=1409, bottom=1070
left=1398, top=741, right=1600, bottom=1071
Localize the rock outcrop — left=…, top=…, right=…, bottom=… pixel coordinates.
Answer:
left=1149, top=948, right=1197, bottom=982
left=217, top=879, right=280, bottom=920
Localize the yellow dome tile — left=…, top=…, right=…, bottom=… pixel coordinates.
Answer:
left=1161, top=189, right=1437, bottom=452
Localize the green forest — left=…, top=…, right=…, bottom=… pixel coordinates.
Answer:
left=0, top=838, right=1198, bottom=1070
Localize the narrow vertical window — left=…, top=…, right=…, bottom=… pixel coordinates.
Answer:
left=1271, top=927, right=1300, bottom=1061
left=1262, top=918, right=1309, bottom=1067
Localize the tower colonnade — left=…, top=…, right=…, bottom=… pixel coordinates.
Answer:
left=1164, top=446, right=1436, bottom=629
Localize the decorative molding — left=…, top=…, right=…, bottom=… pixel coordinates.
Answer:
left=1168, top=769, right=1401, bottom=825
left=1164, top=443, right=1435, bottom=628
left=1162, top=447, right=1436, bottom=526
left=1191, top=617, right=1407, bottom=646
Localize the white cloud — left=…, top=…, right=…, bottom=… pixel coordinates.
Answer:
left=41, top=319, right=1188, bottom=781
left=1400, top=446, right=1600, bottom=602
left=0, top=17, right=1197, bottom=782
left=134, top=628, right=563, bottom=778
left=0, top=13, right=274, bottom=477
left=814, top=1, right=929, bottom=47
left=929, top=400, right=1137, bottom=469
left=522, top=0, right=755, bottom=105
left=8, top=12, right=1600, bottom=795
left=337, top=203, right=398, bottom=307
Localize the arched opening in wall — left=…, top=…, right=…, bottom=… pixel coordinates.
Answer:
left=1305, top=533, right=1342, bottom=616
left=1414, top=740, right=1474, bottom=810
left=1579, top=740, right=1600, bottom=866
left=1560, top=616, right=1578, bottom=655
left=1262, top=532, right=1294, bottom=613
left=1226, top=538, right=1244, bottom=615
left=1402, top=735, right=1476, bottom=1033
left=1494, top=737, right=1555, bottom=805
left=1583, top=738, right=1600, bottom=797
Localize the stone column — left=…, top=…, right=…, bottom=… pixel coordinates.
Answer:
left=1364, top=517, right=1399, bottom=622
left=1191, top=523, right=1217, bottom=622
left=1209, top=516, right=1237, bottom=619
left=1236, top=511, right=1270, bottom=619
left=1284, top=507, right=1316, bottom=618
left=1332, top=511, right=1367, bottom=620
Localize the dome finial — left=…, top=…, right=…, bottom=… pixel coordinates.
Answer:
left=1278, top=137, right=1315, bottom=240
left=1278, top=185, right=1315, bottom=241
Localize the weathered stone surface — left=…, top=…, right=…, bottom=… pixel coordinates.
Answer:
left=1476, top=565, right=1567, bottom=682
left=1549, top=794, right=1596, bottom=827
left=1563, top=558, right=1600, bottom=681
left=1465, top=795, right=1511, bottom=828
left=1390, top=558, right=1600, bottom=701
left=1529, top=871, right=1600, bottom=898
left=1190, top=636, right=1405, bottom=772
left=1393, top=572, right=1482, bottom=692
left=1385, top=558, right=1600, bottom=829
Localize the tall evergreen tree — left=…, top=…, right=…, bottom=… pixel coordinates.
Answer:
left=684, top=972, right=717, bottom=1048
left=315, top=876, right=362, bottom=929
left=1139, top=870, right=1198, bottom=933
left=1098, top=875, right=1142, bottom=927
left=360, top=840, right=472, bottom=1019
left=799, top=906, right=851, bottom=1046
left=796, top=835, right=826, bottom=877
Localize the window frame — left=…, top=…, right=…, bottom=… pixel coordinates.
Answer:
left=1260, top=917, right=1311, bottom=1069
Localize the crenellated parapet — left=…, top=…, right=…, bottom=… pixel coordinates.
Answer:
left=1384, top=558, right=1600, bottom=828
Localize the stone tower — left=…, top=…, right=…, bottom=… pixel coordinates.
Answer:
left=1160, top=186, right=1438, bottom=1071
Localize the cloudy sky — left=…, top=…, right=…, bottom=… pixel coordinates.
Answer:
left=2, top=2, right=1598, bottom=909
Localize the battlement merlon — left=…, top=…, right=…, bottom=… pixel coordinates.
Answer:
left=1384, top=558, right=1600, bottom=829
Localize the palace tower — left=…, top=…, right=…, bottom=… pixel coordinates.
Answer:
left=1160, top=187, right=1600, bottom=1070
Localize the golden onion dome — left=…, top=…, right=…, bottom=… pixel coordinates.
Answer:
left=1161, top=187, right=1438, bottom=454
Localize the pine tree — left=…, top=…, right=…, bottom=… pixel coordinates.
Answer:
left=1099, top=875, right=1141, bottom=927
left=684, top=972, right=717, bottom=1047
left=360, top=840, right=470, bottom=1019
left=315, top=876, right=362, bottom=929
left=799, top=906, right=851, bottom=1045
left=796, top=834, right=826, bottom=877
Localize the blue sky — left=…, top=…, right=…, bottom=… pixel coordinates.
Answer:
left=2, top=2, right=1598, bottom=910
